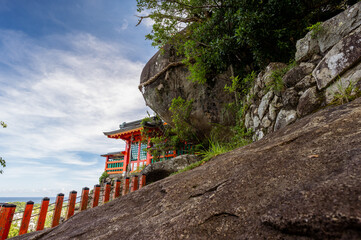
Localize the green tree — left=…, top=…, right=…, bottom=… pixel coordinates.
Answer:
left=99, top=171, right=109, bottom=184
left=137, top=0, right=357, bottom=84
left=1, top=121, right=6, bottom=174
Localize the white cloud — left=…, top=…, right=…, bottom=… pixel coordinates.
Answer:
left=0, top=29, right=151, bottom=196
left=116, top=19, right=129, bottom=32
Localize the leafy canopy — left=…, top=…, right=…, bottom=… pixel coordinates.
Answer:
left=137, top=0, right=357, bottom=84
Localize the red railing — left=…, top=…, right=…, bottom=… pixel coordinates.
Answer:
left=0, top=174, right=146, bottom=239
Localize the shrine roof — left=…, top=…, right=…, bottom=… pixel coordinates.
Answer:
left=103, top=117, right=162, bottom=139
left=101, top=151, right=124, bottom=158
left=103, top=119, right=143, bottom=136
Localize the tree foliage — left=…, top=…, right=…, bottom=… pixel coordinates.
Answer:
left=140, top=106, right=200, bottom=161
left=137, top=0, right=358, bottom=84
left=99, top=171, right=109, bottom=184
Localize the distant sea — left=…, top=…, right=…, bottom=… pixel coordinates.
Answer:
left=0, top=197, right=57, bottom=204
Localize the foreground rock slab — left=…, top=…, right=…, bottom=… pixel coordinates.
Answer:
left=16, top=99, right=361, bottom=239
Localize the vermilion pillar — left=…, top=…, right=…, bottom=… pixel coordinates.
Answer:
left=36, top=197, right=50, bottom=231
left=52, top=193, right=64, bottom=227
left=80, top=187, right=89, bottom=211
left=139, top=174, right=146, bottom=189
left=19, top=201, right=34, bottom=235
left=137, top=141, right=141, bottom=163
left=114, top=179, right=121, bottom=198
left=92, top=184, right=101, bottom=208
left=146, top=138, right=151, bottom=165
left=122, top=177, right=130, bottom=196
left=66, top=191, right=77, bottom=219
left=131, top=175, right=139, bottom=192
left=0, top=204, right=16, bottom=240
left=103, top=182, right=111, bottom=203
left=124, top=140, right=131, bottom=172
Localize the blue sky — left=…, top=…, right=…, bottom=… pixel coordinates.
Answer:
left=0, top=0, right=156, bottom=197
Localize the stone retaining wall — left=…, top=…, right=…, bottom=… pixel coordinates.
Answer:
left=244, top=2, right=361, bottom=141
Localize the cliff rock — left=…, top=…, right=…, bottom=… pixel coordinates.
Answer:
left=15, top=98, right=361, bottom=240
left=139, top=44, right=236, bottom=138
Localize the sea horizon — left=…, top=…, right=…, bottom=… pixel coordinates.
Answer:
left=0, top=197, right=58, bottom=204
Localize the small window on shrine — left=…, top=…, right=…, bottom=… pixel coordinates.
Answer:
left=130, top=142, right=139, bottom=161
left=139, top=142, right=147, bottom=160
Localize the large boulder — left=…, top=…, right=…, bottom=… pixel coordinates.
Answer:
left=16, top=98, right=361, bottom=240
left=139, top=44, right=236, bottom=139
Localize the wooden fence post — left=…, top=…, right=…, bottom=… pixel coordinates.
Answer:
left=114, top=179, right=121, bottom=199
left=51, top=193, right=64, bottom=228
left=103, top=182, right=111, bottom=204
left=92, top=184, right=101, bottom=208
left=19, top=201, right=34, bottom=235
left=139, top=174, right=146, bottom=189
left=122, top=177, right=130, bottom=196
left=66, top=191, right=77, bottom=219
left=80, top=187, right=89, bottom=211
left=131, top=175, right=139, bottom=192
left=0, top=204, right=16, bottom=240
left=36, top=197, right=50, bottom=231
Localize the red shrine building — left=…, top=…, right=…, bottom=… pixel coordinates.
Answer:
left=102, top=118, right=192, bottom=176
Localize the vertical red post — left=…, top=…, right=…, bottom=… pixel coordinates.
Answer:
left=19, top=201, right=34, bottom=235
left=122, top=177, right=130, bottom=196
left=146, top=138, right=151, bottom=165
left=80, top=187, right=89, bottom=211
left=0, top=204, right=16, bottom=240
left=103, top=182, right=111, bottom=204
left=131, top=175, right=139, bottom=192
left=124, top=140, right=131, bottom=171
left=51, top=193, right=64, bottom=228
left=36, top=197, right=50, bottom=231
left=92, top=184, right=101, bottom=208
left=66, top=191, right=77, bottom=219
left=113, top=180, right=121, bottom=199
left=139, top=174, right=146, bottom=189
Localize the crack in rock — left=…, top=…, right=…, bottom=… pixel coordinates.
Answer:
left=189, top=180, right=228, bottom=199
left=201, top=212, right=240, bottom=225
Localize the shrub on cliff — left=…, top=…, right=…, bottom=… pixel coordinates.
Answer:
left=99, top=171, right=109, bottom=184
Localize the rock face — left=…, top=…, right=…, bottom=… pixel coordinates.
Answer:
left=313, top=26, right=361, bottom=90
left=15, top=98, right=361, bottom=240
left=295, top=2, right=361, bottom=62
left=141, top=154, right=201, bottom=183
left=297, top=86, right=321, bottom=117
left=139, top=44, right=236, bottom=138
left=244, top=2, right=361, bottom=141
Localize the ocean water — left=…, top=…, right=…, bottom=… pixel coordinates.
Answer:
left=0, top=197, right=57, bottom=204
